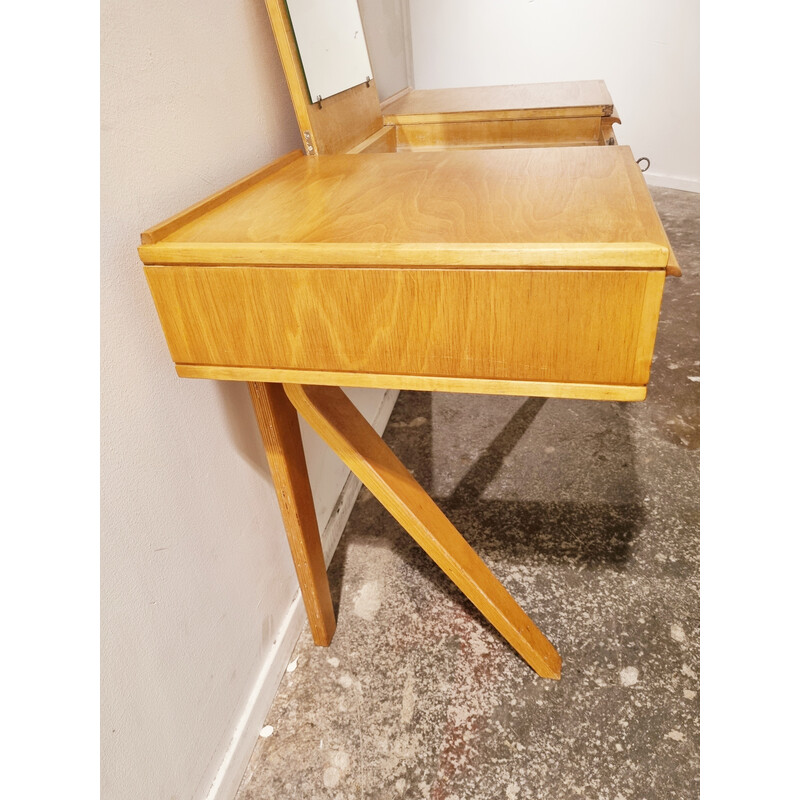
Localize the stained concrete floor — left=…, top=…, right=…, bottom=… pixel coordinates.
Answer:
left=236, top=187, right=699, bottom=800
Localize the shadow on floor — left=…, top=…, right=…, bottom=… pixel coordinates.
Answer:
left=326, top=388, right=645, bottom=631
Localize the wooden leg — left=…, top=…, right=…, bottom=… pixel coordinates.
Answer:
left=248, top=382, right=336, bottom=646
left=283, top=383, right=561, bottom=680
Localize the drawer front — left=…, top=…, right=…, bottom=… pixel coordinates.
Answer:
left=395, top=117, right=605, bottom=151
left=146, top=266, right=665, bottom=388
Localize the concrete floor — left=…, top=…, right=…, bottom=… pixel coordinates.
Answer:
left=236, top=187, right=699, bottom=800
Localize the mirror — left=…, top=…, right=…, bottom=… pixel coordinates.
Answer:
left=285, top=0, right=373, bottom=102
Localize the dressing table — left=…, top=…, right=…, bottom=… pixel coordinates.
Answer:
left=139, top=0, right=678, bottom=680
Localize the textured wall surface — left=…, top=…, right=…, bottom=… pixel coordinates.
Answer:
left=408, top=0, right=699, bottom=191
left=358, top=0, right=412, bottom=100
left=100, top=1, right=395, bottom=798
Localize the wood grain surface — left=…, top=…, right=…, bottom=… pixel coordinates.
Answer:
left=139, top=147, right=672, bottom=269
left=381, top=81, right=614, bottom=124
left=144, top=266, right=664, bottom=387
left=139, top=150, right=303, bottom=245
left=394, top=117, right=605, bottom=151
left=347, top=125, right=397, bottom=154
left=263, top=0, right=382, bottom=154
left=177, top=366, right=648, bottom=402
left=248, top=382, right=336, bottom=645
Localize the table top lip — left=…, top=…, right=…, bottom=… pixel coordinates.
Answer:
left=140, top=145, right=674, bottom=271
left=381, top=80, right=615, bottom=122
left=140, top=242, right=670, bottom=269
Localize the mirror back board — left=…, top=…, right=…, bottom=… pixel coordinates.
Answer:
left=265, top=0, right=383, bottom=154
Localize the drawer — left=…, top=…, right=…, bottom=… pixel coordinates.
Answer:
left=145, top=265, right=665, bottom=397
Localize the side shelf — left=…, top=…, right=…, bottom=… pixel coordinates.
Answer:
left=382, top=81, right=621, bottom=152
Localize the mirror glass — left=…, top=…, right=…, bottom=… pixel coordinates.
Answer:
left=286, top=0, right=373, bottom=102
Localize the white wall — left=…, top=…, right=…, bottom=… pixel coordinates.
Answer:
left=358, top=0, right=414, bottom=101
left=101, top=2, right=396, bottom=799
left=408, top=0, right=699, bottom=191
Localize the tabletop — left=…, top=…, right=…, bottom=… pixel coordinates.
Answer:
left=140, top=146, right=673, bottom=270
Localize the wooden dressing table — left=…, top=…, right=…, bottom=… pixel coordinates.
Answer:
left=140, top=142, right=679, bottom=680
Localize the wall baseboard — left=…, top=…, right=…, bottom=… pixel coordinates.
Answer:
left=203, top=590, right=306, bottom=800
left=644, top=172, right=699, bottom=193
left=204, top=388, right=399, bottom=800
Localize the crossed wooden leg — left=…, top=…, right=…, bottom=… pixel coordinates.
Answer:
left=248, top=382, right=336, bottom=646
left=250, top=381, right=560, bottom=678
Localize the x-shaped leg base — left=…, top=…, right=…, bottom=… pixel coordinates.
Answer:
left=249, top=382, right=561, bottom=680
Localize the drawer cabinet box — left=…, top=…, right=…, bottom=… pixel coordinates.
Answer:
left=140, top=146, right=678, bottom=401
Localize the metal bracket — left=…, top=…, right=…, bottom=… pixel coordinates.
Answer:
left=317, top=95, right=322, bottom=109
left=366, top=76, right=371, bottom=87
left=302, top=130, right=315, bottom=155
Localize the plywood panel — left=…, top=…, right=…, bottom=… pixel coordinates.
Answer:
left=176, top=365, right=648, bottom=402
left=395, top=118, right=603, bottom=151
left=264, top=0, right=382, bottom=154
left=382, top=81, right=614, bottom=123
left=139, top=148, right=671, bottom=269
left=140, top=151, right=303, bottom=245
left=144, top=266, right=664, bottom=386
left=347, top=125, right=397, bottom=154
